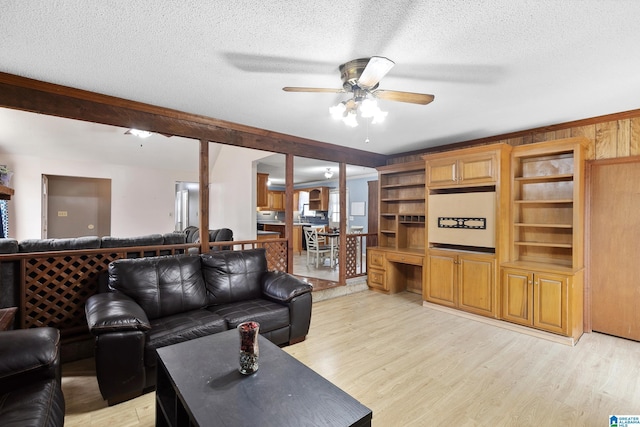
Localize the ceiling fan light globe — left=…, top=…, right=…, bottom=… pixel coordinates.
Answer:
left=329, top=102, right=347, bottom=120
left=359, top=98, right=378, bottom=118
left=372, top=109, right=388, bottom=124
left=343, top=112, right=358, bottom=127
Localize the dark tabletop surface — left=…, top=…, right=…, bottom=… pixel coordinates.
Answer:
left=156, top=329, right=372, bottom=427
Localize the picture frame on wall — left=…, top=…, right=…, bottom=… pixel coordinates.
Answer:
left=351, top=201, right=365, bottom=216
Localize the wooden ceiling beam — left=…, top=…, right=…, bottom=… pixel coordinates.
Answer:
left=0, top=72, right=388, bottom=168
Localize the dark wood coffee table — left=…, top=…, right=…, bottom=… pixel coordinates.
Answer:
left=155, top=329, right=372, bottom=427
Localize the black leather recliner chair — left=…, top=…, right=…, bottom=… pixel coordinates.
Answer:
left=0, top=327, right=65, bottom=426
left=85, top=248, right=312, bottom=405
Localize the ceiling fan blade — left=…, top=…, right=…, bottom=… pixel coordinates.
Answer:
left=357, top=56, right=395, bottom=89
left=282, top=87, right=345, bottom=93
left=373, top=89, right=435, bottom=105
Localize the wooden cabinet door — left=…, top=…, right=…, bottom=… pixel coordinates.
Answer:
left=426, top=251, right=457, bottom=307
left=458, top=153, right=496, bottom=185
left=269, top=191, right=284, bottom=210
left=427, top=158, right=457, bottom=187
left=458, top=254, right=496, bottom=317
left=501, top=268, right=533, bottom=327
left=292, top=225, right=302, bottom=255
left=257, top=173, right=269, bottom=207
left=533, top=272, right=568, bottom=335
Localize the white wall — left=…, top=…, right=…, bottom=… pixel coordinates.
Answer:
left=5, top=153, right=199, bottom=240
left=3, top=141, right=272, bottom=242
left=209, top=144, right=271, bottom=241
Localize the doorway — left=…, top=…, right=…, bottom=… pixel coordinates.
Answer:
left=44, top=175, right=111, bottom=238
left=175, top=182, right=199, bottom=231
left=588, top=157, right=640, bottom=341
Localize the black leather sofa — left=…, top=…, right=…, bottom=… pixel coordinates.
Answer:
left=85, top=248, right=312, bottom=405
left=0, top=327, right=65, bottom=426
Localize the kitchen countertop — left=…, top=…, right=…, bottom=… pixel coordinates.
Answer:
left=258, top=221, right=314, bottom=226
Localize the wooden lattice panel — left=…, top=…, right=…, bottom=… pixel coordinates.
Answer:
left=23, top=253, right=121, bottom=332
left=345, top=235, right=358, bottom=277
left=261, top=241, right=287, bottom=272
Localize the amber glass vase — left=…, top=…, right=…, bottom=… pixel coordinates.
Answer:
left=238, top=321, right=260, bottom=375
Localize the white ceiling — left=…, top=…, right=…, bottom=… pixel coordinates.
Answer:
left=2, top=1, right=640, bottom=178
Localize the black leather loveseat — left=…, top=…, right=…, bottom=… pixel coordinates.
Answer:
left=85, top=248, right=312, bottom=405
left=0, top=327, right=65, bottom=426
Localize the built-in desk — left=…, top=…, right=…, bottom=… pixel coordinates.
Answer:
left=367, top=247, right=424, bottom=295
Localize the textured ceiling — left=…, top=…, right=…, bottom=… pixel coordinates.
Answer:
left=1, top=1, right=640, bottom=175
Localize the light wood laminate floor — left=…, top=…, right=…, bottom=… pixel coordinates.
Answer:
left=62, top=291, right=640, bottom=426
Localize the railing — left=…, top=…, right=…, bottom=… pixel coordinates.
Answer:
left=0, top=235, right=374, bottom=342
left=0, top=240, right=288, bottom=341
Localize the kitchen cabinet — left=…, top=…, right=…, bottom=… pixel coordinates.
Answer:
left=426, top=249, right=497, bottom=318
left=293, top=225, right=302, bottom=255
left=308, top=187, right=329, bottom=211
left=262, top=223, right=285, bottom=238
left=267, top=191, right=284, bottom=211
left=257, top=173, right=269, bottom=208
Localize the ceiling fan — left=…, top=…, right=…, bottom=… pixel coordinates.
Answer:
left=283, top=56, right=434, bottom=127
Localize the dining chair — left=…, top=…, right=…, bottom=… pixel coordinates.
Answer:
left=303, top=227, right=332, bottom=268
left=310, top=225, right=327, bottom=245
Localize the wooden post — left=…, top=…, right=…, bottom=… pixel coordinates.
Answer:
left=199, top=139, right=210, bottom=253
left=285, top=154, right=294, bottom=273
left=339, top=162, right=347, bottom=284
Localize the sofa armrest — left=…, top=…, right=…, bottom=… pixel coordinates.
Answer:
left=0, top=327, right=61, bottom=393
left=261, top=271, right=312, bottom=303
left=86, top=292, right=151, bottom=335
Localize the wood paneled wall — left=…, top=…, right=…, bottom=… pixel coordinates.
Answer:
left=388, top=110, right=640, bottom=164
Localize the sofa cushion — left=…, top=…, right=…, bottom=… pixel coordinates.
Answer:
left=208, top=299, right=289, bottom=333
left=0, top=239, right=18, bottom=254
left=162, top=232, right=187, bottom=245
left=18, top=236, right=101, bottom=252
left=108, top=255, right=207, bottom=320
left=0, top=379, right=65, bottom=427
left=145, top=309, right=228, bottom=366
left=201, top=248, right=266, bottom=305
left=101, top=234, right=163, bottom=248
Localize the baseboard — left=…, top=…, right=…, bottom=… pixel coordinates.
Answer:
left=421, top=301, right=579, bottom=346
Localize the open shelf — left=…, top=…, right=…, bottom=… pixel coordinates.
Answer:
left=514, top=241, right=573, bottom=248
left=515, top=223, right=572, bottom=228
left=377, top=161, right=426, bottom=251
left=515, top=199, right=573, bottom=204
left=514, top=173, right=574, bottom=183
left=509, top=138, right=586, bottom=269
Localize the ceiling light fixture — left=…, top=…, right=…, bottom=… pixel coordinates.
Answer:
left=126, top=128, right=153, bottom=139
left=324, top=168, right=333, bottom=179
left=329, top=94, right=387, bottom=128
